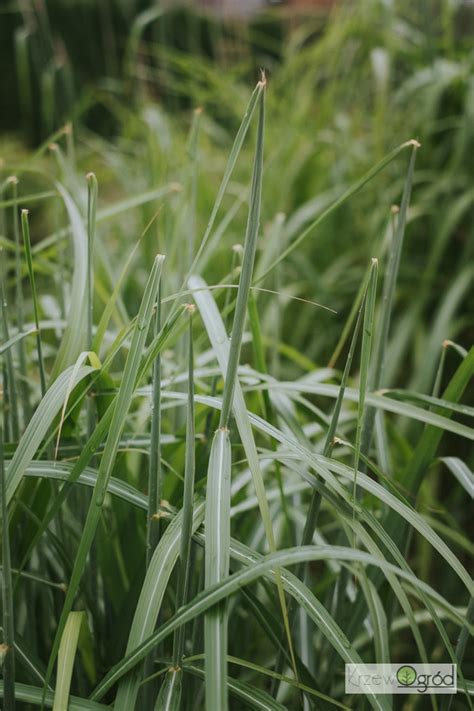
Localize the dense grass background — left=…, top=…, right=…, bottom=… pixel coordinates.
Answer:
left=1, top=1, right=473, bottom=709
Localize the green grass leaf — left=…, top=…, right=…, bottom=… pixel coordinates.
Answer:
left=52, top=612, right=84, bottom=711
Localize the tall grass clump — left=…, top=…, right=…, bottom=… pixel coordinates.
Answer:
left=1, top=2, right=473, bottom=710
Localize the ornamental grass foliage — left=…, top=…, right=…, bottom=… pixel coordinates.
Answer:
left=0, top=1, right=473, bottom=709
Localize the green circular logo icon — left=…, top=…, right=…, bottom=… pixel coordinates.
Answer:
left=397, top=665, right=417, bottom=686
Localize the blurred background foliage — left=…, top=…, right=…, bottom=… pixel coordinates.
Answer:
left=1, top=0, right=473, bottom=384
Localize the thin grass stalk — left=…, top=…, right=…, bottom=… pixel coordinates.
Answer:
left=1, top=337, right=10, bottom=444
left=324, top=261, right=378, bottom=680
left=155, top=310, right=196, bottom=709
left=173, top=305, right=196, bottom=665
left=0, top=330, right=36, bottom=358
left=255, top=140, right=419, bottom=284
left=84, top=172, right=99, bottom=638
left=125, top=6, right=163, bottom=91
left=352, top=258, right=378, bottom=536
left=1, top=279, right=19, bottom=442
left=142, top=292, right=183, bottom=711
left=219, top=77, right=265, bottom=430
left=440, top=596, right=474, bottom=711
left=40, top=63, right=55, bottom=139
left=0, top=358, right=15, bottom=710
left=246, top=291, right=294, bottom=541
left=327, top=259, right=372, bottom=369
left=146, top=281, right=162, bottom=564
left=247, top=292, right=271, bottom=420
left=65, top=123, right=76, bottom=172
left=186, top=550, right=205, bottom=711
left=359, top=143, right=419, bottom=459
left=9, top=177, right=30, bottom=425
left=432, top=340, right=449, bottom=399
left=371, top=147, right=418, bottom=387
left=21, top=210, right=46, bottom=397
left=203, top=249, right=240, bottom=446
left=186, top=107, right=202, bottom=269
left=14, top=27, right=33, bottom=142
left=167, top=80, right=264, bottom=328
left=86, top=174, right=97, bottom=358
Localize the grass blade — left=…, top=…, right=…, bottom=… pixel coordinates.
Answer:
left=52, top=612, right=83, bottom=711
left=359, top=143, right=419, bottom=458
left=114, top=502, right=206, bottom=710
left=154, top=669, right=182, bottom=711
left=183, top=79, right=265, bottom=288
left=0, top=682, right=108, bottom=710
left=1, top=363, right=15, bottom=710
left=0, top=329, right=36, bottom=358
left=218, top=75, right=265, bottom=430
left=49, top=185, right=89, bottom=381
left=146, top=280, right=163, bottom=566
left=6, top=365, right=96, bottom=503
left=22, top=210, right=47, bottom=397
left=9, top=176, right=30, bottom=426
left=440, top=457, right=474, bottom=497
left=1, top=278, right=20, bottom=442
left=173, top=306, right=196, bottom=664
left=204, top=427, right=231, bottom=711
left=352, top=258, right=378, bottom=536
left=86, top=173, right=97, bottom=434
